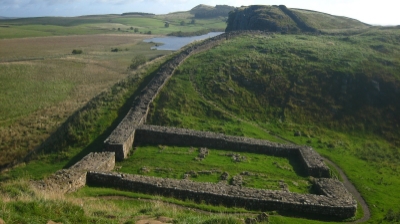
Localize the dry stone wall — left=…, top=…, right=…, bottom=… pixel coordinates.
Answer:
left=33, top=152, right=115, bottom=193
left=103, top=31, right=272, bottom=161
left=135, top=125, right=330, bottom=178
left=86, top=171, right=357, bottom=219
left=34, top=31, right=356, bottom=220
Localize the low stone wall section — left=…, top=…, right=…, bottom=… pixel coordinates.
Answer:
left=298, top=147, right=330, bottom=178
left=314, top=178, right=355, bottom=202
left=103, top=31, right=273, bottom=161
left=87, top=171, right=357, bottom=219
left=278, top=5, right=318, bottom=32
left=32, top=152, right=115, bottom=193
left=135, top=125, right=330, bottom=178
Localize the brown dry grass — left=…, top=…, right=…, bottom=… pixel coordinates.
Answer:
left=0, top=34, right=171, bottom=167
left=0, top=34, right=153, bottom=60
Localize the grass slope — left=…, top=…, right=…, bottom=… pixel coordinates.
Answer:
left=0, top=34, right=171, bottom=168
left=291, top=8, right=370, bottom=32
left=147, top=30, right=400, bottom=223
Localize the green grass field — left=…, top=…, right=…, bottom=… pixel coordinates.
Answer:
left=118, top=145, right=311, bottom=193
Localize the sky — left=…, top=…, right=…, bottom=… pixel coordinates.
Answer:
left=0, top=0, right=399, bottom=26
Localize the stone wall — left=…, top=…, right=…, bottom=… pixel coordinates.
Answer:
left=31, top=30, right=357, bottom=220
left=103, top=31, right=270, bottom=161
left=135, top=125, right=330, bottom=178
left=278, top=5, right=318, bottom=32
left=298, top=147, right=330, bottom=178
left=33, top=152, right=115, bottom=193
left=86, top=171, right=357, bottom=219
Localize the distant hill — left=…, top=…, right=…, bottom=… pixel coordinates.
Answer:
left=0, top=16, right=15, bottom=20
left=121, top=12, right=155, bottom=16
left=226, top=5, right=370, bottom=33
left=190, top=4, right=235, bottom=18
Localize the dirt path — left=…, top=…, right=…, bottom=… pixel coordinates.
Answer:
left=323, top=159, right=371, bottom=223
left=189, top=74, right=371, bottom=223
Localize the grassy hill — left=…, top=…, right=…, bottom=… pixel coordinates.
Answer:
left=190, top=4, right=235, bottom=19
left=226, top=5, right=370, bottom=33
left=291, top=8, right=370, bottom=32
left=1, top=4, right=400, bottom=224
left=147, top=29, right=400, bottom=223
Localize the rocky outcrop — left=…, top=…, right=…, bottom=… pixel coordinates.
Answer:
left=226, top=5, right=282, bottom=32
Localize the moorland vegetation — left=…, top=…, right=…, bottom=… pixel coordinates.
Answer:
left=1, top=4, right=400, bottom=224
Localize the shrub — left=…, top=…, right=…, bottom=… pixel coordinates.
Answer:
left=129, top=55, right=147, bottom=70
left=71, top=49, right=82, bottom=55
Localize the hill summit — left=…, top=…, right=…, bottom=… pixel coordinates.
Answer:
left=226, top=5, right=369, bottom=32
left=190, top=4, right=235, bottom=18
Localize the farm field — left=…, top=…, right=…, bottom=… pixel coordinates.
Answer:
left=0, top=13, right=227, bottom=39
left=0, top=33, right=172, bottom=168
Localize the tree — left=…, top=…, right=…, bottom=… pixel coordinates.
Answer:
left=191, top=19, right=196, bottom=24
left=147, top=31, right=152, bottom=34
left=117, top=28, right=120, bottom=31
left=180, top=21, right=185, bottom=26
left=164, top=22, right=169, bottom=28
left=130, top=27, right=133, bottom=30
left=134, top=28, right=139, bottom=33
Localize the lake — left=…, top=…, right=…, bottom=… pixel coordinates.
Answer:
left=143, top=32, right=224, bottom=51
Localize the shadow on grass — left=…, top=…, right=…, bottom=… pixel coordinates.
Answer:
left=288, top=155, right=308, bottom=178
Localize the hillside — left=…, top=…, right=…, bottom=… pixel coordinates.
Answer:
left=1, top=4, right=400, bottom=224
left=190, top=4, right=235, bottom=18
left=147, top=29, right=400, bottom=223
left=226, top=5, right=369, bottom=33
left=0, top=11, right=227, bottom=39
